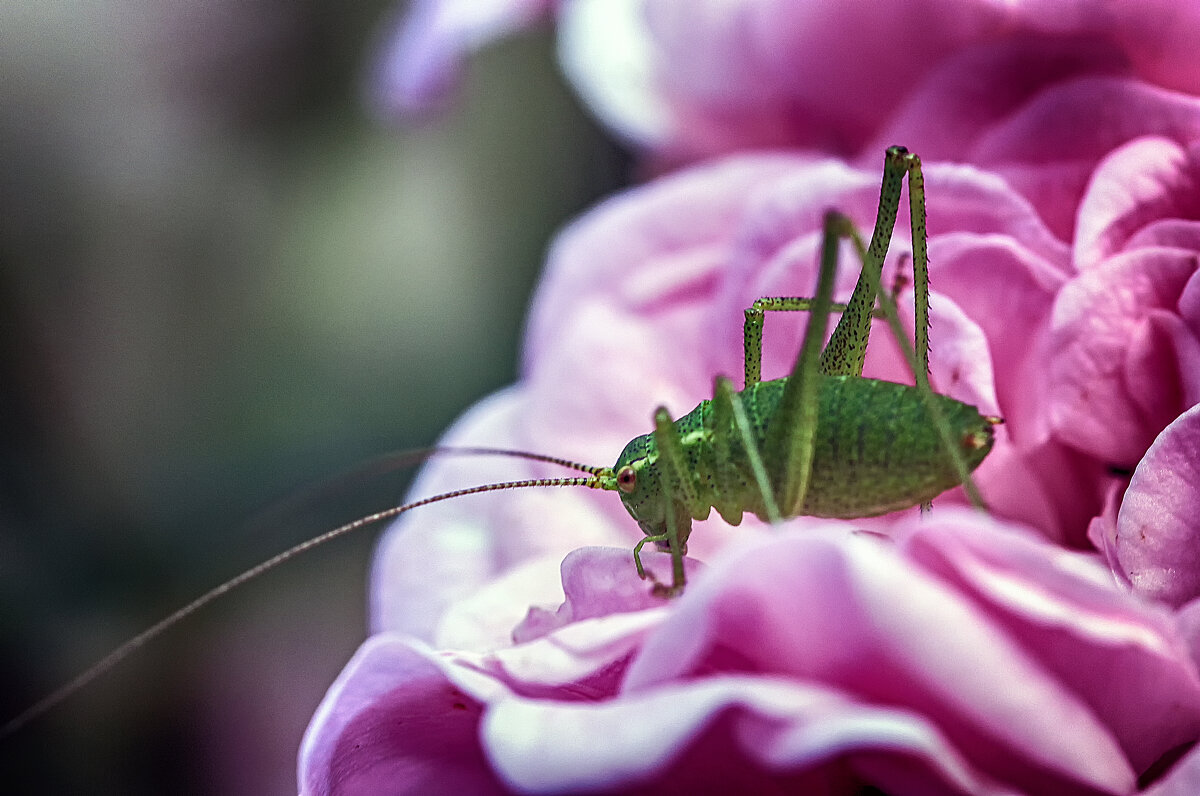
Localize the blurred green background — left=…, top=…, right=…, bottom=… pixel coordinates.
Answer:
left=0, top=2, right=628, bottom=792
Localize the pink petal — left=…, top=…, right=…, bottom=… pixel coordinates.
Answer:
left=620, top=1, right=1200, bottom=162
left=1046, top=247, right=1200, bottom=466
left=483, top=676, right=1016, bottom=795
left=525, top=152, right=809, bottom=395
left=637, top=0, right=1106, bottom=159
left=556, top=0, right=667, bottom=145
left=435, top=554, right=575, bottom=652
left=315, top=515, right=1200, bottom=793
left=369, top=0, right=555, bottom=115
left=1116, top=404, right=1200, bottom=606
left=1146, top=741, right=1200, bottom=796
left=1074, top=137, right=1200, bottom=268
left=369, top=388, right=631, bottom=640
left=511, top=546, right=698, bottom=643
left=302, top=610, right=667, bottom=792
left=625, top=524, right=1138, bottom=793
left=870, top=37, right=1130, bottom=168
left=899, top=510, right=1200, bottom=772
left=298, top=636, right=503, bottom=796
left=1178, top=597, right=1200, bottom=683
left=971, top=79, right=1200, bottom=241
left=1086, top=479, right=1133, bottom=589
left=1105, top=0, right=1200, bottom=93
left=923, top=232, right=1065, bottom=445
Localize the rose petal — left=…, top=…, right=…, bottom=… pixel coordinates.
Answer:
left=1146, top=741, right=1200, bottom=796
left=368, top=0, right=555, bottom=115
left=971, top=80, right=1200, bottom=241
left=1074, top=137, right=1200, bottom=268
left=370, top=387, right=629, bottom=639
left=898, top=510, right=1200, bottom=771
left=435, top=553, right=566, bottom=651
left=556, top=0, right=667, bottom=145
left=1086, top=479, right=1133, bottom=589
left=871, top=38, right=1130, bottom=168
left=625, top=524, right=1138, bottom=793
left=1116, top=403, right=1200, bottom=606
left=1046, top=246, right=1200, bottom=466
left=299, top=636, right=503, bottom=796
left=511, top=546, right=698, bottom=643
left=484, top=676, right=1018, bottom=795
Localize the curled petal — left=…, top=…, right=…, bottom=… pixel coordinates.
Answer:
left=314, top=516, right=1200, bottom=793
left=622, top=1, right=1200, bottom=161
left=1074, top=137, right=1200, bottom=268
left=1046, top=246, right=1200, bottom=466
left=898, top=510, right=1200, bottom=771
left=1086, top=479, right=1133, bottom=589
left=1116, top=403, right=1200, bottom=606
left=369, top=0, right=555, bottom=115
left=512, top=546, right=699, bottom=643
left=370, top=387, right=631, bottom=640
left=302, top=608, right=669, bottom=793
left=625, top=524, right=1140, bottom=793
left=557, top=0, right=666, bottom=145
left=298, top=636, right=504, bottom=796
left=484, top=677, right=1019, bottom=795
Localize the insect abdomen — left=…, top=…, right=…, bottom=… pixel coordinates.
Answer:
left=686, top=375, right=994, bottom=522
left=800, top=376, right=992, bottom=518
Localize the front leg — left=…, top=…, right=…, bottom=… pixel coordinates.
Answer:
left=632, top=532, right=668, bottom=580
left=632, top=517, right=691, bottom=597
left=632, top=406, right=701, bottom=595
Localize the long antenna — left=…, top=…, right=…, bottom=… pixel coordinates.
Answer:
left=353, top=445, right=613, bottom=475
left=2, top=468, right=612, bottom=740
left=240, top=445, right=613, bottom=536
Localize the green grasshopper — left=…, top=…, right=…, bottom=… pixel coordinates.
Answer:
left=2, top=146, right=998, bottom=736
left=605, top=145, right=999, bottom=594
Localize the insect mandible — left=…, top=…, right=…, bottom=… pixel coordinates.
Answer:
left=2, top=145, right=1000, bottom=736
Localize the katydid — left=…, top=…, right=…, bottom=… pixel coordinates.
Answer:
left=1, top=146, right=998, bottom=737
left=612, top=145, right=998, bottom=594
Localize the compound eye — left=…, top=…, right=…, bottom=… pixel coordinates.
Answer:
left=617, top=466, right=637, bottom=493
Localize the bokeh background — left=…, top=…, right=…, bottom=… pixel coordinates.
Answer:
left=0, top=2, right=628, bottom=792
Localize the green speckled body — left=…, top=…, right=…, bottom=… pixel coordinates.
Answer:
left=613, top=375, right=994, bottom=532
left=610, top=148, right=999, bottom=595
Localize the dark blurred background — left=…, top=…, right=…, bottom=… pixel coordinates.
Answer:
left=0, top=2, right=627, bottom=792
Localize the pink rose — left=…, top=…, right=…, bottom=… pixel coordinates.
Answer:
left=369, top=151, right=1092, bottom=646
left=301, top=512, right=1200, bottom=794
left=333, top=147, right=1200, bottom=792
left=321, top=7, right=1200, bottom=792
